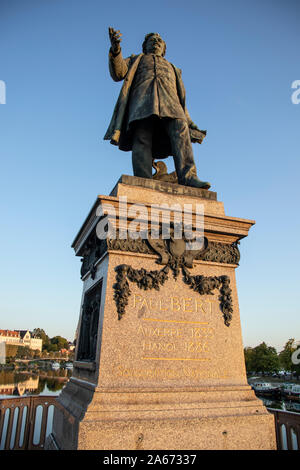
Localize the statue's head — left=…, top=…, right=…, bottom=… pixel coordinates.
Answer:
left=142, top=33, right=166, bottom=57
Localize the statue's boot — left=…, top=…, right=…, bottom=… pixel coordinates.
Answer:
left=164, top=119, right=211, bottom=190
left=181, top=175, right=211, bottom=190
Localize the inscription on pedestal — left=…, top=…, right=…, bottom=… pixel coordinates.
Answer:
left=134, top=292, right=214, bottom=361
left=107, top=279, right=232, bottom=384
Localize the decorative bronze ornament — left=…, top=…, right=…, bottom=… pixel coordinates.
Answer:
left=147, top=235, right=209, bottom=272
left=113, top=236, right=233, bottom=326
left=77, top=280, right=102, bottom=361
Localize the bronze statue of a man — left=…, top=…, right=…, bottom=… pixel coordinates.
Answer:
left=104, top=28, right=211, bottom=189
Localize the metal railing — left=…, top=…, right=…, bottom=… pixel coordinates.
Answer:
left=0, top=396, right=57, bottom=450
left=0, top=397, right=299, bottom=450
left=267, top=408, right=300, bottom=450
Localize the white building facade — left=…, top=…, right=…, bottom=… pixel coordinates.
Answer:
left=0, top=330, right=43, bottom=352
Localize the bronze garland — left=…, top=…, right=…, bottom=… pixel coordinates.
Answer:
left=114, top=262, right=233, bottom=326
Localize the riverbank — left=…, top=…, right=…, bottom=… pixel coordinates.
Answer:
left=0, top=359, right=73, bottom=371
left=248, top=375, right=300, bottom=385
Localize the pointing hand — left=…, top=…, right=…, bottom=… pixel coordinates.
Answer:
left=108, top=27, right=122, bottom=54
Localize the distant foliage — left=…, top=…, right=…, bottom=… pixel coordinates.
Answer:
left=33, top=328, right=69, bottom=353
left=244, top=339, right=300, bottom=377
left=5, top=344, right=19, bottom=358
left=244, top=342, right=279, bottom=374
left=279, top=339, right=296, bottom=371
left=279, top=339, right=300, bottom=378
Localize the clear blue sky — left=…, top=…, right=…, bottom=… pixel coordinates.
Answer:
left=0, top=0, right=299, bottom=351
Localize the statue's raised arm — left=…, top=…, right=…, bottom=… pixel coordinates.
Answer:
left=107, top=27, right=131, bottom=82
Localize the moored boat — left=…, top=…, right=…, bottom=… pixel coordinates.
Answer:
left=281, top=383, right=295, bottom=397
left=290, top=385, right=300, bottom=401
left=251, top=382, right=280, bottom=397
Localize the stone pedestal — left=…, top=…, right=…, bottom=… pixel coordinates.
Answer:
left=47, top=176, right=276, bottom=450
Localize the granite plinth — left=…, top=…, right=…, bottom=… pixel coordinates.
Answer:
left=48, top=177, right=276, bottom=450
left=110, top=174, right=217, bottom=200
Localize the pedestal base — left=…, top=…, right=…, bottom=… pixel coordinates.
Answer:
left=48, top=177, right=276, bottom=450
left=48, top=381, right=276, bottom=450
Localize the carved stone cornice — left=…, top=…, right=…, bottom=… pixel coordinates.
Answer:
left=196, top=240, right=240, bottom=265
left=107, top=235, right=151, bottom=255
left=79, top=229, right=240, bottom=278
left=108, top=233, right=240, bottom=265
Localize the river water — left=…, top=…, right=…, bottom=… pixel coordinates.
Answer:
left=0, top=369, right=72, bottom=399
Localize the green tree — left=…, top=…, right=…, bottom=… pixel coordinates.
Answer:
left=32, top=328, right=47, bottom=339
left=33, top=349, right=42, bottom=359
left=50, top=336, right=69, bottom=351
left=244, top=347, right=254, bottom=373
left=33, top=328, right=51, bottom=352
left=15, top=346, right=37, bottom=359
left=16, top=346, right=27, bottom=358
left=47, top=343, right=58, bottom=353
left=250, top=342, right=279, bottom=374
left=279, top=339, right=297, bottom=372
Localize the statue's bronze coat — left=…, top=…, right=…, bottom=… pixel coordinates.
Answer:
left=104, top=51, right=193, bottom=159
